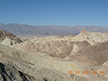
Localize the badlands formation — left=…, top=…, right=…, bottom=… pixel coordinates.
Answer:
left=0, top=29, right=108, bottom=81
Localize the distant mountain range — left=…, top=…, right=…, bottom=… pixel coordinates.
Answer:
left=0, top=23, right=108, bottom=36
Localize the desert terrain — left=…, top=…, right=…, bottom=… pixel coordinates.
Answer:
left=0, top=29, right=108, bottom=81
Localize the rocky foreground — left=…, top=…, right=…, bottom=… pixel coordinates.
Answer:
left=0, top=29, right=108, bottom=81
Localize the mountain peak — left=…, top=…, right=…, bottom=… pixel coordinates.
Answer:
left=80, top=29, right=89, bottom=34
left=0, top=30, right=16, bottom=38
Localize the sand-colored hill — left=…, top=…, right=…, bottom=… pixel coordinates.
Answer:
left=0, top=44, right=100, bottom=81
left=0, top=37, right=23, bottom=46
left=0, top=30, right=16, bottom=42
left=0, top=44, right=72, bottom=81
left=0, top=30, right=23, bottom=46
left=65, top=41, right=108, bottom=66
left=14, top=30, right=108, bottom=66
left=0, top=30, right=108, bottom=81
left=66, top=29, right=108, bottom=45
left=15, top=38, right=90, bottom=58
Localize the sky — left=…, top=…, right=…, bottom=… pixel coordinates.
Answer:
left=0, top=0, right=108, bottom=26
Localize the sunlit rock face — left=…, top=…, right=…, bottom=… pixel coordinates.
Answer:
left=0, top=30, right=23, bottom=46
left=70, top=29, right=108, bottom=45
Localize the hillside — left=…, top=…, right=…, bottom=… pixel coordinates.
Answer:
left=0, top=30, right=22, bottom=46
left=0, top=30, right=108, bottom=81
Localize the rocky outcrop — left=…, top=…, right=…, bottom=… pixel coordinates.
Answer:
left=0, top=30, right=16, bottom=42
left=0, top=30, right=23, bottom=46
left=0, top=62, right=35, bottom=81
left=70, top=29, right=108, bottom=45
left=0, top=30, right=16, bottom=38
left=0, top=37, right=22, bottom=46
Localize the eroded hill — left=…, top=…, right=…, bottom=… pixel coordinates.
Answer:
left=0, top=30, right=108, bottom=81
left=0, top=30, right=22, bottom=46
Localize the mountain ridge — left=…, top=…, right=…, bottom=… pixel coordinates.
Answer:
left=0, top=23, right=108, bottom=37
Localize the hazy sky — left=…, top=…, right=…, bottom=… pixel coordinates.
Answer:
left=0, top=0, right=108, bottom=26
